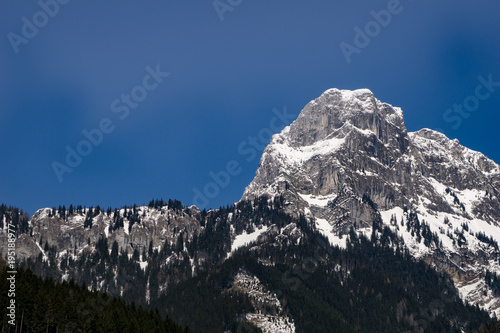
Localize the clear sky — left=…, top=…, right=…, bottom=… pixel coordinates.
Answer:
left=1, top=0, right=500, bottom=215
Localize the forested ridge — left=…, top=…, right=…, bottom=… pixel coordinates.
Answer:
left=2, top=198, right=500, bottom=332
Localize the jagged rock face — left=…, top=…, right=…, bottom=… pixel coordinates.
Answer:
left=287, top=89, right=407, bottom=148
left=243, top=88, right=499, bottom=226
left=7, top=206, right=202, bottom=261
left=243, top=89, right=417, bottom=230
left=410, top=129, right=500, bottom=222
left=227, top=270, right=295, bottom=333
left=243, top=88, right=500, bottom=314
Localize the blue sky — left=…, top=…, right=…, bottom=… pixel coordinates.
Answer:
left=1, top=0, right=500, bottom=215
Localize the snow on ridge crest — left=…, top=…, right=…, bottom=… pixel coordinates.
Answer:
left=410, top=128, right=500, bottom=174
left=410, top=128, right=450, bottom=141
left=323, top=87, right=374, bottom=98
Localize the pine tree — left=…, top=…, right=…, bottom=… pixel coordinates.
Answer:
left=148, top=241, right=153, bottom=257
left=111, top=241, right=119, bottom=264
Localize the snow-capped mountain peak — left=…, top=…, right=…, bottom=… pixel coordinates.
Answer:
left=243, top=88, right=500, bottom=315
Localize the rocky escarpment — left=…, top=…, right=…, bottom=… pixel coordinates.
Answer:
left=243, top=89, right=414, bottom=229
left=1, top=205, right=202, bottom=263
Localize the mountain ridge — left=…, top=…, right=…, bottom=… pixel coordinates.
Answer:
left=2, top=88, right=500, bottom=331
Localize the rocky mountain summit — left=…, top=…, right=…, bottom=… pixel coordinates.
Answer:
left=243, top=88, right=500, bottom=314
